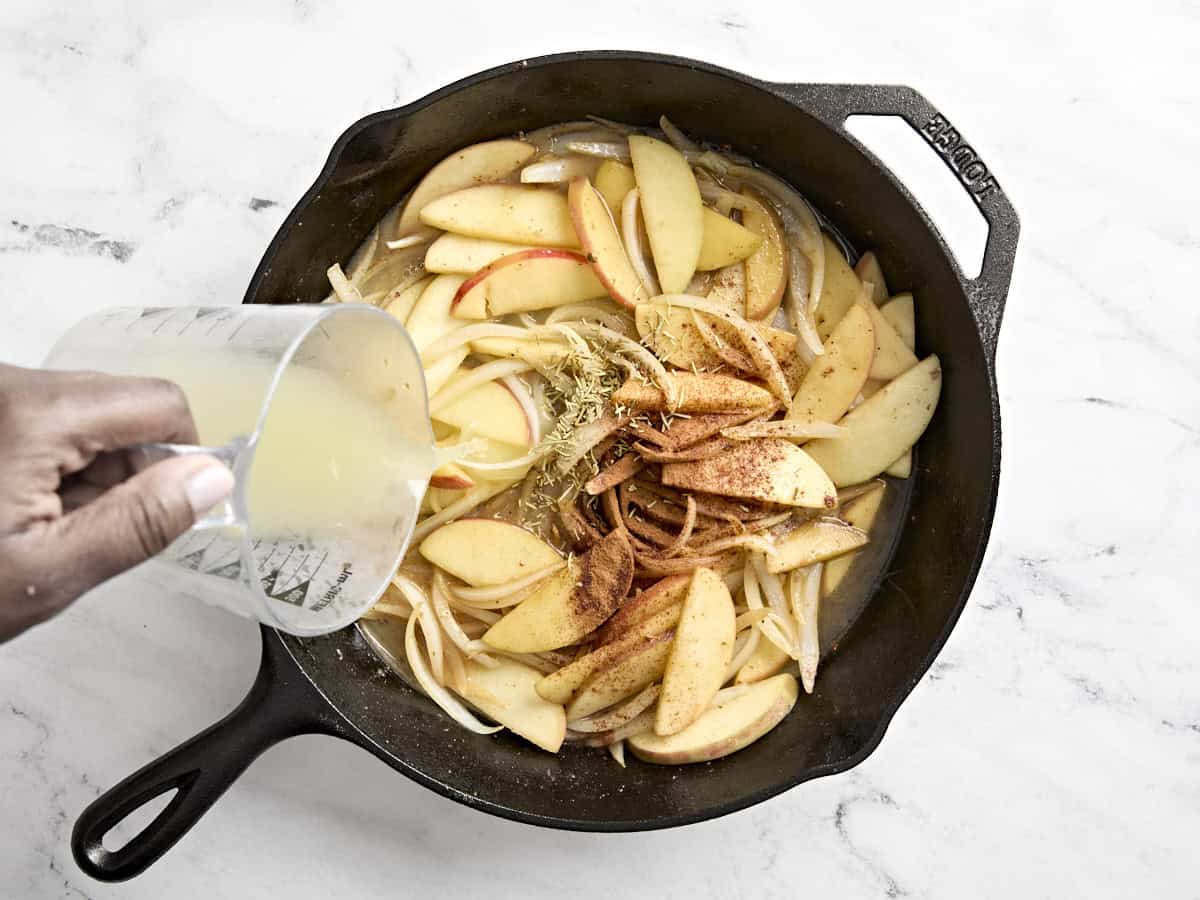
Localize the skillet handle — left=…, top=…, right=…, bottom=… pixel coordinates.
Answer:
left=766, top=82, right=1019, bottom=363
left=71, top=628, right=348, bottom=882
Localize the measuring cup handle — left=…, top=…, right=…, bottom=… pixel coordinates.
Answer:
left=71, top=629, right=349, bottom=882
left=133, top=438, right=248, bottom=529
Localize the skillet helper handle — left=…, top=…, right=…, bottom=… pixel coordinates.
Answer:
left=72, top=629, right=347, bottom=882
left=767, top=82, right=1020, bottom=363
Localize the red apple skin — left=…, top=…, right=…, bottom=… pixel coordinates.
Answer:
left=430, top=473, right=474, bottom=490
left=451, top=248, right=593, bottom=310
left=567, top=176, right=643, bottom=310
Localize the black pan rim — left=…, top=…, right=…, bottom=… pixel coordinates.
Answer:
left=249, top=50, right=1003, bottom=831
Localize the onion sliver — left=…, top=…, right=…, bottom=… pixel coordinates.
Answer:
left=692, top=533, right=777, bottom=558
left=568, top=684, right=661, bottom=733
left=792, top=564, right=823, bottom=694
left=385, top=231, right=435, bottom=250
left=520, top=155, right=598, bottom=183
left=420, top=322, right=531, bottom=364
left=662, top=495, right=697, bottom=558
left=609, top=741, right=627, bottom=767
left=451, top=560, right=567, bottom=606
left=721, top=421, right=844, bottom=442
left=566, top=140, right=631, bottom=161
left=567, top=321, right=677, bottom=409
left=404, top=605, right=503, bottom=736
left=326, top=263, right=364, bottom=304
left=412, top=483, right=500, bottom=543
left=432, top=573, right=499, bottom=665
left=621, top=189, right=661, bottom=297
left=650, top=296, right=790, bottom=404
left=658, top=115, right=699, bottom=153
left=428, top=359, right=532, bottom=416
left=690, top=310, right=755, bottom=372
left=724, top=627, right=761, bottom=683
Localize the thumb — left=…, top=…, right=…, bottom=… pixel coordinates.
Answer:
left=52, top=454, right=235, bottom=597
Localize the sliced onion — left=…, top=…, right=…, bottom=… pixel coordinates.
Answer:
left=621, top=189, right=661, bottom=297
left=792, top=564, right=823, bottom=694
left=566, top=140, right=630, bottom=161
left=659, top=115, right=699, bottom=153
left=554, top=411, right=626, bottom=476
left=393, top=577, right=444, bottom=682
left=661, top=495, right=697, bottom=558
left=385, top=231, right=436, bottom=251
left=690, top=310, right=755, bottom=372
left=412, top=483, right=498, bottom=543
left=428, top=359, right=532, bottom=415
left=735, top=608, right=771, bottom=630
left=568, top=684, right=660, bottom=733
left=651, top=296, right=790, bottom=404
left=711, top=684, right=753, bottom=707
left=634, top=550, right=728, bottom=576
left=520, top=155, right=599, bottom=183
left=420, top=322, right=531, bottom=364
left=456, top=443, right=551, bottom=475
left=743, top=559, right=795, bottom=655
left=691, top=533, right=777, bottom=557
left=404, top=604, right=503, bottom=735
left=451, top=560, right=567, bottom=606
left=346, top=226, right=379, bottom=283
left=573, top=708, right=657, bottom=747
left=360, top=600, right=411, bottom=621
left=545, top=303, right=635, bottom=336
left=500, top=374, right=541, bottom=446
left=724, top=627, right=761, bottom=683
left=431, top=573, right=499, bottom=665
left=634, top=438, right=731, bottom=464
left=326, top=263, right=364, bottom=304
left=523, top=121, right=610, bottom=152
left=721, top=421, right=844, bottom=442
left=445, top=598, right=501, bottom=625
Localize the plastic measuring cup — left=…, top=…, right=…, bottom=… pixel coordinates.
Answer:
left=43, top=304, right=434, bottom=636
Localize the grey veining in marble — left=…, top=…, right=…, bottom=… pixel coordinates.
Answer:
left=2, top=1, right=1198, bottom=898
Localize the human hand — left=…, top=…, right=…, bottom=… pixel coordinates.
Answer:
left=0, top=363, right=234, bottom=642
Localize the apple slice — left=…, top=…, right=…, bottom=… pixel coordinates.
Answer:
left=432, top=378, right=532, bottom=448
left=469, top=336, right=571, bottom=369
left=735, top=639, right=790, bottom=684
left=611, top=372, right=776, bottom=414
left=656, top=567, right=736, bottom=736
left=740, top=191, right=787, bottom=320
left=881, top=293, right=915, bottom=351
left=594, top=160, right=636, bottom=215
left=536, top=603, right=682, bottom=704
left=805, top=355, right=941, bottom=485
left=858, top=293, right=919, bottom=381
left=418, top=185, right=580, bottom=248
left=766, top=517, right=869, bottom=574
left=854, top=251, right=889, bottom=305
left=422, top=349, right=468, bottom=398
left=424, top=234, right=529, bottom=274
left=696, top=208, right=762, bottom=271
left=397, top=139, right=536, bottom=235
left=454, top=657, right=566, bottom=753
left=885, top=452, right=913, bottom=479
left=567, top=176, right=648, bottom=308
left=787, top=303, right=875, bottom=424
left=630, top=673, right=798, bottom=764
left=483, top=530, right=634, bottom=653
left=404, top=274, right=469, bottom=350
left=814, top=234, right=864, bottom=341
left=822, top=482, right=886, bottom=594
left=451, top=248, right=606, bottom=320
left=628, top=135, right=703, bottom=293
left=383, top=275, right=433, bottom=324
left=564, top=630, right=674, bottom=721
left=592, top=574, right=690, bottom=645
left=429, top=461, right=475, bottom=490
left=634, top=303, right=797, bottom=373
left=419, top=518, right=561, bottom=586
left=661, top=438, right=837, bottom=508
left=706, top=261, right=746, bottom=314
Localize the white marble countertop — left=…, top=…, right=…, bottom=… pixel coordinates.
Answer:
left=2, top=2, right=1197, bottom=897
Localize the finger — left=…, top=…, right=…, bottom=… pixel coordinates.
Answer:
left=34, top=370, right=200, bottom=464
left=43, top=454, right=235, bottom=600
left=73, top=450, right=136, bottom=488
left=59, top=482, right=106, bottom=512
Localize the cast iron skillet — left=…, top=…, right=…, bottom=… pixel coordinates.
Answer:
left=71, top=51, right=1018, bottom=881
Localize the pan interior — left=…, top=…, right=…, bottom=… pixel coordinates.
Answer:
left=261, top=54, right=999, bottom=829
